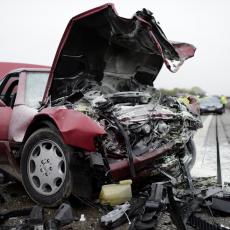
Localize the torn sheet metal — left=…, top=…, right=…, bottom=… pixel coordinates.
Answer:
left=47, top=4, right=195, bottom=100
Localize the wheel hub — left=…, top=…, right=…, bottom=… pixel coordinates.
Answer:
left=40, top=158, right=53, bottom=176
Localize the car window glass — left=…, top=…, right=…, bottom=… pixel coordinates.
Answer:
left=25, top=72, right=49, bottom=108
left=0, top=75, right=19, bottom=107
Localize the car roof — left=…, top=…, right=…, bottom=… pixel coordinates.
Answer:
left=0, top=62, right=50, bottom=79
left=7, top=67, right=50, bottom=75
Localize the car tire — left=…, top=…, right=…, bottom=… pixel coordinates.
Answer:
left=217, top=109, right=224, bottom=114
left=20, top=128, right=72, bottom=207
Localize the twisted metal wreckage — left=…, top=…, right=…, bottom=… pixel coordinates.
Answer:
left=47, top=3, right=201, bottom=186
left=1, top=3, right=230, bottom=230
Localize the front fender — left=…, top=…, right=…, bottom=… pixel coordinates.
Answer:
left=37, top=107, right=106, bottom=151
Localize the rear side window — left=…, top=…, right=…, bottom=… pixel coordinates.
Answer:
left=25, top=72, right=49, bottom=108
left=0, top=75, right=18, bottom=96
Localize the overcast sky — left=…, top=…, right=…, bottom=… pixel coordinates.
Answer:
left=0, top=0, right=229, bottom=95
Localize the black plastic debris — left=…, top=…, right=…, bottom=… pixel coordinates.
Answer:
left=28, top=206, right=44, bottom=228
left=46, top=203, right=74, bottom=230
left=0, top=203, right=74, bottom=230
left=211, top=197, right=230, bottom=214
left=0, top=173, right=4, bottom=184
left=167, top=186, right=187, bottom=230
left=0, top=207, right=32, bottom=223
left=99, top=178, right=230, bottom=229
left=0, top=173, right=6, bottom=203
left=188, top=214, right=230, bottom=230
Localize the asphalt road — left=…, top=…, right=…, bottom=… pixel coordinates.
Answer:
left=192, top=110, right=230, bottom=183
left=1, top=110, right=230, bottom=229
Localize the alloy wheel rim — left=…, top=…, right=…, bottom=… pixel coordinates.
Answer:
left=27, top=140, right=67, bottom=196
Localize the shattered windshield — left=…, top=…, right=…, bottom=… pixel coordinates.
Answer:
left=25, top=72, right=49, bottom=108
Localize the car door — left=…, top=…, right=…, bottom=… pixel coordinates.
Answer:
left=0, top=74, right=19, bottom=163
left=8, top=71, right=49, bottom=143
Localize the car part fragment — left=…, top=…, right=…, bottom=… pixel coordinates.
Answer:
left=46, top=203, right=74, bottom=230
left=99, top=169, right=230, bottom=229
left=188, top=214, right=230, bottom=230
left=28, top=205, right=44, bottom=229
left=101, top=202, right=131, bottom=227
left=130, top=183, right=166, bottom=230
left=100, top=180, right=132, bottom=206
left=0, top=173, right=4, bottom=184
left=0, top=203, right=74, bottom=230
left=0, top=207, right=32, bottom=223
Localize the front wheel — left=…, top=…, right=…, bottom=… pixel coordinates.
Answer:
left=20, top=128, right=72, bottom=207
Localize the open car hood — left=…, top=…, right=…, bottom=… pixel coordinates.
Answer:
left=47, top=4, right=196, bottom=100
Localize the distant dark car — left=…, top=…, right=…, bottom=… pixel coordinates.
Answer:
left=200, top=97, right=224, bottom=114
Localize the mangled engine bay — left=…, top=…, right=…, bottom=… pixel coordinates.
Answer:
left=75, top=88, right=201, bottom=160
left=49, top=5, right=202, bottom=178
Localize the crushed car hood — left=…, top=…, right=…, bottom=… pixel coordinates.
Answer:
left=47, top=4, right=196, bottom=100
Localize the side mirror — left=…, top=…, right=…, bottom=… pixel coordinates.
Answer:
left=0, top=99, right=6, bottom=107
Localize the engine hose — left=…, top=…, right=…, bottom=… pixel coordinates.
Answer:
left=112, top=116, right=136, bottom=178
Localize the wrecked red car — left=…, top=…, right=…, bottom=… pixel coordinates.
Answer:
left=0, top=4, right=202, bottom=206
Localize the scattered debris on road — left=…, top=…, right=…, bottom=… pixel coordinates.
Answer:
left=1, top=174, right=230, bottom=229
left=0, top=202, right=74, bottom=230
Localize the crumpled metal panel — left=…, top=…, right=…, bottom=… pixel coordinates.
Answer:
left=46, top=4, right=196, bottom=101
left=38, top=107, right=106, bottom=151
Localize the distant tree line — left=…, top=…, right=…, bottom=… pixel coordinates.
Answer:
left=160, top=86, right=206, bottom=97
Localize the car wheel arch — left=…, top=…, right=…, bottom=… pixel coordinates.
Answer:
left=23, top=115, right=60, bottom=144
left=23, top=109, right=106, bottom=152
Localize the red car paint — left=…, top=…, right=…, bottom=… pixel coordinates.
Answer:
left=0, top=67, right=173, bottom=181
left=46, top=3, right=195, bottom=100
left=0, top=107, right=12, bottom=140
left=0, top=68, right=106, bottom=179
left=0, top=5, right=196, bottom=183
left=43, top=4, right=196, bottom=180
left=32, top=108, right=106, bottom=151
left=0, top=62, right=49, bottom=80
left=110, top=142, right=174, bottom=180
